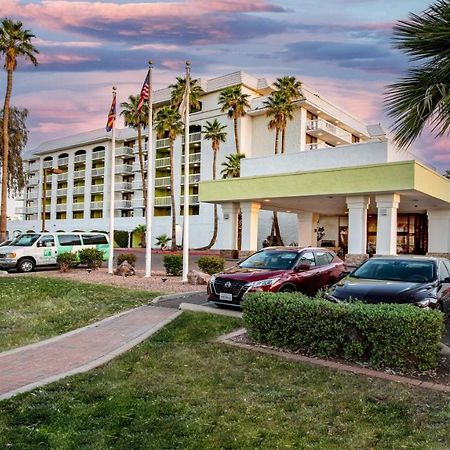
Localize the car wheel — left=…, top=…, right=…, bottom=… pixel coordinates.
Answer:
left=278, top=284, right=296, bottom=293
left=17, top=258, right=36, bottom=273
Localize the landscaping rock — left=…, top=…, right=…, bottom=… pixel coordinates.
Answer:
left=114, top=261, right=136, bottom=277
left=187, top=269, right=210, bottom=285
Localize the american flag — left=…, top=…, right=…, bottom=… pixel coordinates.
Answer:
left=137, top=70, right=150, bottom=112
left=105, top=91, right=116, bottom=132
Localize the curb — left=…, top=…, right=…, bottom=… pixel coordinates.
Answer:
left=0, top=308, right=181, bottom=401
left=217, top=329, right=450, bottom=394
left=151, top=290, right=205, bottom=305
left=179, top=302, right=243, bottom=318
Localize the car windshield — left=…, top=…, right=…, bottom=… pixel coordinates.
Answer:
left=10, top=234, right=41, bottom=247
left=239, top=251, right=298, bottom=270
left=352, top=259, right=436, bottom=283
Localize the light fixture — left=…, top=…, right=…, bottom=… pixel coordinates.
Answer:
left=286, top=210, right=291, bottom=213
left=263, top=199, right=271, bottom=202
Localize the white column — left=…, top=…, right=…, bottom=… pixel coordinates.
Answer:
left=240, top=202, right=260, bottom=253
left=427, top=210, right=450, bottom=256
left=299, top=108, right=307, bottom=151
left=66, top=152, right=75, bottom=219
left=297, top=211, right=319, bottom=247
left=49, top=162, right=58, bottom=221
left=84, top=150, right=93, bottom=219
left=346, top=196, right=370, bottom=255
left=375, top=193, right=400, bottom=255
left=220, top=203, right=239, bottom=250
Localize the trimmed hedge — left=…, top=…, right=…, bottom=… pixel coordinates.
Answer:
left=242, top=293, right=444, bottom=372
left=163, top=254, right=183, bottom=276
left=198, top=256, right=225, bottom=275
left=78, top=248, right=104, bottom=269
left=57, top=252, right=77, bottom=272
left=117, top=253, right=137, bottom=266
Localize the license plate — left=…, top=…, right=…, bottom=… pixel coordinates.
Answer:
left=219, top=292, right=233, bottom=301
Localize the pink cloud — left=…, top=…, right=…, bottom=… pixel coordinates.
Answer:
left=38, top=53, right=99, bottom=64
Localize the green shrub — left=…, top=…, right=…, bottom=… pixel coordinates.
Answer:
left=57, top=252, right=78, bottom=272
left=78, top=248, right=104, bottom=269
left=163, top=254, right=183, bottom=276
left=114, top=230, right=129, bottom=248
left=198, top=256, right=225, bottom=275
left=117, top=253, right=137, bottom=266
left=242, top=293, right=444, bottom=372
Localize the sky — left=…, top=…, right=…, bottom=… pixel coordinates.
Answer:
left=0, top=0, right=448, bottom=174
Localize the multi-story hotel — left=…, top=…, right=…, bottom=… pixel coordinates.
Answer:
left=9, top=71, right=450, bottom=261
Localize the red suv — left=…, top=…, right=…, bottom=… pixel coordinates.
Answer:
left=207, top=247, right=346, bottom=307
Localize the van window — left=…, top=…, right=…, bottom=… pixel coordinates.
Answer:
left=58, top=234, right=82, bottom=246
left=82, top=234, right=108, bottom=245
left=37, top=236, right=55, bottom=247
left=11, top=234, right=41, bottom=247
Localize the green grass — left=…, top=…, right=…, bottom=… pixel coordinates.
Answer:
left=1, top=312, right=450, bottom=449
left=0, top=277, right=159, bottom=351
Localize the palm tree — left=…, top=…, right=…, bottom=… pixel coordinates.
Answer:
left=120, top=95, right=148, bottom=208
left=198, top=119, right=227, bottom=249
left=0, top=19, right=38, bottom=241
left=155, top=233, right=171, bottom=250
left=218, top=86, right=250, bottom=154
left=154, top=106, right=183, bottom=250
left=264, top=92, right=286, bottom=155
left=169, top=76, right=204, bottom=111
left=221, top=153, right=245, bottom=250
left=385, top=1, right=450, bottom=149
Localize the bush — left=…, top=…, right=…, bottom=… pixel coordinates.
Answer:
left=78, top=248, right=104, bottom=269
left=114, top=230, right=129, bottom=248
left=163, top=254, right=183, bottom=276
left=242, top=293, right=444, bottom=372
left=198, top=256, right=225, bottom=275
left=57, top=252, right=78, bottom=272
left=117, top=253, right=137, bottom=266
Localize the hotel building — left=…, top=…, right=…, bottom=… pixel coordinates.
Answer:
left=9, top=71, right=450, bottom=262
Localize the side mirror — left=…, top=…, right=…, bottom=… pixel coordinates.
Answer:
left=443, top=277, right=450, bottom=283
left=295, top=263, right=311, bottom=272
left=338, top=271, right=350, bottom=281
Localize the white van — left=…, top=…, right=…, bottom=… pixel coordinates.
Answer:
left=0, top=232, right=110, bottom=272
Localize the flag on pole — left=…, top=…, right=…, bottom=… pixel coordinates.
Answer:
left=106, top=92, right=116, bottom=132
left=137, top=70, right=150, bottom=113
left=178, top=78, right=190, bottom=123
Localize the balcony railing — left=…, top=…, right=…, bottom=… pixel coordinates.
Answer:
left=25, top=206, right=39, bottom=214
left=115, top=146, right=134, bottom=157
left=92, top=150, right=106, bottom=161
left=74, top=154, right=86, bottom=163
left=57, top=157, right=69, bottom=166
left=115, top=200, right=132, bottom=209
left=154, top=196, right=172, bottom=207
left=56, top=204, right=67, bottom=212
left=56, top=172, right=68, bottom=182
left=181, top=152, right=201, bottom=165
left=156, top=138, right=170, bottom=149
left=91, top=167, right=105, bottom=177
left=28, top=163, right=39, bottom=172
left=180, top=195, right=199, bottom=205
left=56, top=188, right=67, bottom=197
left=306, top=119, right=352, bottom=144
left=116, top=182, right=133, bottom=191
left=91, top=201, right=103, bottom=210
left=155, top=176, right=171, bottom=188
left=155, top=157, right=171, bottom=168
left=73, top=187, right=85, bottom=195
left=72, top=203, right=85, bottom=211
left=27, top=177, right=39, bottom=186
left=115, top=165, right=133, bottom=175
left=42, top=160, right=53, bottom=169
left=305, top=142, right=333, bottom=151
left=90, top=184, right=104, bottom=194
left=27, top=191, right=38, bottom=200
left=182, top=132, right=202, bottom=144
left=73, top=170, right=86, bottom=179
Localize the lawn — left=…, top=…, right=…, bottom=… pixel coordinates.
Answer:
left=0, top=277, right=159, bottom=351
left=1, top=312, right=450, bottom=449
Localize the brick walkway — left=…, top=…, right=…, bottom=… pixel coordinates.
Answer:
left=0, top=306, right=180, bottom=400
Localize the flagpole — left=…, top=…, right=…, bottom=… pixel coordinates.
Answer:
left=108, top=86, right=117, bottom=274
left=144, top=61, right=153, bottom=278
left=182, top=61, right=191, bottom=282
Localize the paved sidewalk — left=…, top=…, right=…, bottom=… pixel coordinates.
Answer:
left=0, top=306, right=180, bottom=401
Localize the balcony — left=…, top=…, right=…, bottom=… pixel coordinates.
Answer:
left=91, top=201, right=103, bottom=210
left=91, top=167, right=104, bottom=177
left=56, top=188, right=67, bottom=197
left=115, top=200, right=132, bottom=209
left=306, top=119, right=352, bottom=145
left=182, top=132, right=202, bottom=144
left=155, top=157, right=170, bottom=169
left=156, top=138, right=170, bottom=149
left=42, top=160, right=53, bottom=169
left=56, top=204, right=67, bottom=212
left=72, top=203, right=85, bottom=211
left=73, top=170, right=86, bottom=179
left=73, top=187, right=85, bottom=195
left=181, top=152, right=201, bottom=165
left=115, top=165, right=133, bottom=175
left=154, top=176, right=171, bottom=188
left=58, top=157, right=69, bottom=167
left=57, top=172, right=68, bottom=182
left=74, top=154, right=86, bottom=164
left=154, top=196, right=171, bottom=207
left=27, top=191, right=38, bottom=200
left=305, top=142, right=333, bottom=151
left=180, top=195, right=199, bottom=205
left=92, top=150, right=106, bottom=161
left=90, top=184, right=104, bottom=194
left=25, top=206, right=39, bottom=214
left=28, top=163, right=39, bottom=172
left=115, top=146, right=134, bottom=158
left=27, top=177, right=39, bottom=186
left=116, top=182, right=133, bottom=191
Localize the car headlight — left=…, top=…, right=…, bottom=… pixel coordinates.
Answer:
left=6, top=253, right=16, bottom=258
left=247, top=277, right=281, bottom=288
left=209, top=275, right=216, bottom=284
left=415, top=297, right=437, bottom=308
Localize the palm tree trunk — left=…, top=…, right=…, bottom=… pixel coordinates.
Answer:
left=234, top=117, right=240, bottom=154
left=274, top=128, right=279, bottom=155
left=281, top=127, right=286, bottom=154
left=272, top=211, right=284, bottom=246
left=169, top=140, right=177, bottom=251
left=1, top=69, right=13, bottom=242
left=137, top=125, right=147, bottom=210
left=237, top=210, right=242, bottom=251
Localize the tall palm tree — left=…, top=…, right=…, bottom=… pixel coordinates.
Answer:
left=154, top=106, right=183, bottom=250
left=385, top=0, right=450, bottom=149
left=198, top=119, right=227, bottom=249
left=120, top=95, right=148, bottom=208
left=218, top=86, right=250, bottom=154
left=0, top=19, right=38, bottom=241
left=221, top=153, right=245, bottom=250
left=264, top=92, right=286, bottom=155
left=169, top=76, right=204, bottom=111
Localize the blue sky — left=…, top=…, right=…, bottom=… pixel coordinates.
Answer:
left=1, top=0, right=448, bottom=171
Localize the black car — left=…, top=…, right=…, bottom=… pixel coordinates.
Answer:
left=328, top=256, right=450, bottom=311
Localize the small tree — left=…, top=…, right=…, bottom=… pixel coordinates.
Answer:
left=155, top=233, right=171, bottom=250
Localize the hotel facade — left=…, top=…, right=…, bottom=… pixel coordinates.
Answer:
left=9, top=71, right=450, bottom=263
